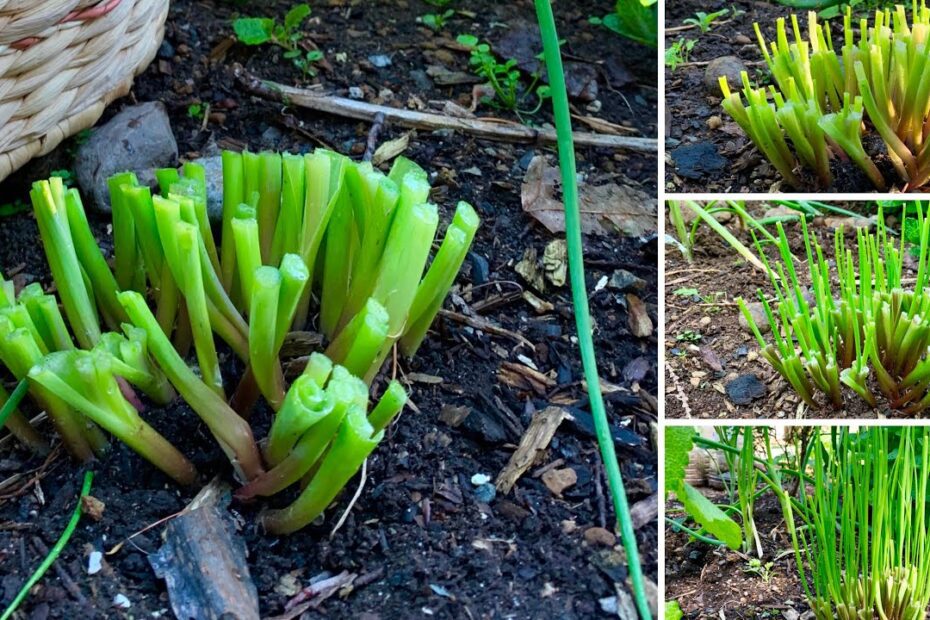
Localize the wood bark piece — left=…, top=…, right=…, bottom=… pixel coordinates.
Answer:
left=149, top=479, right=259, bottom=620
left=496, top=406, right=572, bottom=494
left=233, top=65, right=658, bottom=153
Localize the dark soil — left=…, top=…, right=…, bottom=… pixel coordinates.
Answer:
left=664, top=202, right=907, bottom=420
left=665, top=487, right=807, bottom=618
left=0, top=0, right=658, bottom=618
left=664, top=0, right=903, bottom=194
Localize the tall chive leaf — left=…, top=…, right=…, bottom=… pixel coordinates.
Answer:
left=319, top=190, right=357, bottom=339
left=176, top=222, right=224, bottom=398
left=400, top=201, right=480, bottom=356
left=30, top=178, right=101, bottom=348
left=232, top=205, right=262, bottom=313
left=221, top=150, right=245, bottom=293
left=257, top=152, right=283, bottom=262
left=363, top=201, right=439, bottom=381
left=270, top=153, right=305, bottom=264
left=119, top=290, right=264, bottom=481
left=107, top=172, right=144, bottom=292
left=249, top=266, right=286, bottom=410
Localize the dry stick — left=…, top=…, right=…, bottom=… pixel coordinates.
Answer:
left=363, top=112, right=387, bottom=162
left=233, top=65, right=657, bottom=153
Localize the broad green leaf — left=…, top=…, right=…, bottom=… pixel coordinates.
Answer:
left=664, top=601, right=684, bottom=620
left=674, top=287, right=699, bottom=297
left=233, top=17, right=274, bottom=46
left=665, top=426, right=694, bottom=498
left=285, top=4, right=311, bottom=32
left=679, top=481, right=743, bottom=550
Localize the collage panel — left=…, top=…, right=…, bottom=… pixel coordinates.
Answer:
left=662, top=200, right=930, bottom=419
left=665, top=0, right=930, bottom=193
left=664, top=424, right=930, bottom=619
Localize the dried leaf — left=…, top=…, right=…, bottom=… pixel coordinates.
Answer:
left=372, top=132, right=410, bottom=166
left=515, top=247, right=545, bottom=291
left=521, top=156, right=656, bottom=237
left=626, top=294, right=653, bottom=338
left=699, top=346, right=724, bottom=372
left=542, top=239, right=567, bottom=287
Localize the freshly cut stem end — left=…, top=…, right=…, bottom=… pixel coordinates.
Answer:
left=260, top=406, right=382, bottom=534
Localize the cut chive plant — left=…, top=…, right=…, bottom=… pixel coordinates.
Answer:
left=718, top=4, right=930, bottom=189
left=739, top=206, right=930, bottom=412
left=12, top=147, right=474, bottom=533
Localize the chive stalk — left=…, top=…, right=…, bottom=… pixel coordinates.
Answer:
left=119, top=291, right=263, bottom=481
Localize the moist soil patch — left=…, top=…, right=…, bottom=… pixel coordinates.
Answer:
left=664, top=202, right=908, bottom=420
left=665, top=489, right=806, bottom=618
left=664, top=0, right=903, bottom=194
left=0, top=0, right=658, bottom=618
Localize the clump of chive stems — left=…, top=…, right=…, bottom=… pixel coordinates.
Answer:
left=769, top=427, right=930, bottom=619
left=738, top=205, right=930, bottom=413
left=719, top=3, right=930, bottom=190
left=6, top=147, right=473, bottom=532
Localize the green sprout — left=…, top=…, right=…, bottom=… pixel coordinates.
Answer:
left=233, top=3, right=311, bottom=51
left=682, top=9, right=729, bottom=33
left=456, top=34, right=551, bottom=117
left=590, top=0, right=657, bottom=47
left=665, top=38, right=696, bottom=71
left=420, top=9, right=454, bottom=30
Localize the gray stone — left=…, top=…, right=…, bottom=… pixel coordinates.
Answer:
left=185, top=155, right=224, bottom=225
left=704, top=55, right=748, bottom=95
left=608, top=269, right=646, bottom=292
left=738, top=301, right=771, bottom=335
left=75, top=102, right=178, bottom=213
left=726, top=374, right=767, bottom=405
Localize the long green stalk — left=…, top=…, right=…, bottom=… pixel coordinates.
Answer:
left=0, top=471, right=93, bottom=620
left=534, top=2, right=649, bottom=617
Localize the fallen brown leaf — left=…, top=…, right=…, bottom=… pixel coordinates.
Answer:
left=521, top=156, right=656, bottom=237
left=626, top=294, right=653, bottom=338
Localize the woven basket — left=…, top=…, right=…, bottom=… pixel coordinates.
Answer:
left=0, top=0, right=168, bottom=183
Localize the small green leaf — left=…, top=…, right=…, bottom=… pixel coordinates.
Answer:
left=665, top=426, right=694, bottom=497
left=664, top=601, right=684, bottom=620
left=457, top=34, right=479, bottom=48
left=674, top=287, right=699, bottom=297
left=233, top=17, right=274, bottom=45
left=285, top=3, right=311, bottom=31
left=679, top=482, right=743, bottom=550
left=306, top=50, right=324, bottom=61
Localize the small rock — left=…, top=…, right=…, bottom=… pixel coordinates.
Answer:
left=112, top=594, right=131, bottom=609
left=410, top=70, right=433, bottom=92
left=75, top=102, right=178, bottom=212
left=704, top=55, right=748, bottom=95
left=622, top=356, right=650, bottom=383
left=87, top=550, right=103, bottom=575
left=738, top=302, right=770, bottom=334
left=698, top=316, right=712, bottom=327
left=561, top=519, right=578, bottom=533
left=470, top=473, right=491, bottom=486
left=368, top=54, right=392, bottom=68
left=726, top=374, right=767, bottom=405
left=782, top=610, right=800, bottom=620
left=734, top=34, right=752, bottom=45
left=707, top=115, right=723, bottom=129
left=468, top=252, right=489, bottom=285
left=474, top=483, right=496, bottom=503
left=542, top=467, right=578, bottom=496
left=157, top=40, right=175, bottom=59
left=348, top=86, right=365, bottom=100
left=607, top=269, right=646, bottom=292
left=81, top=495, right=105, bottom=521
left=670, top=142, right=727, bottom=180
left=261, top=125, right=283, bottom=145
left=583, top=527, right=617, bottom=547
left=736, top=345, right=749, bottom=357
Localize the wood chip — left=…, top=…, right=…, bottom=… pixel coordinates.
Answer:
left=496, top=407, right=572, bottom=494
left=407, top=372, right=443, bottom=384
